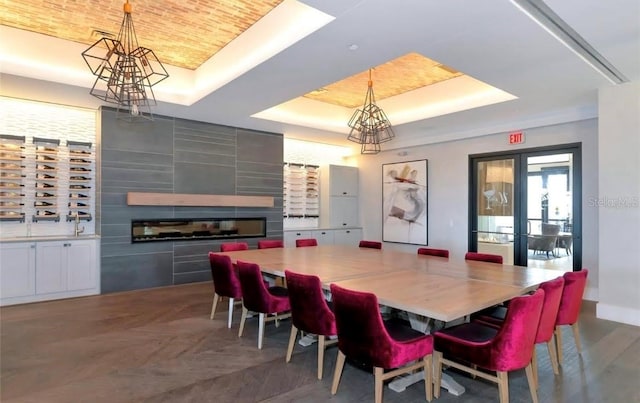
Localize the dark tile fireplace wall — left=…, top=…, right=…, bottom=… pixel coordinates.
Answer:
left=98, top=107, right=283, bottom=293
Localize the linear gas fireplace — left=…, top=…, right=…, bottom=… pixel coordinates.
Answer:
left=131, top=217, right=266, bottom=243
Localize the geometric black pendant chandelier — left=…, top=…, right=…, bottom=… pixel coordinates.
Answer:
left=347, top=69, right=395, bottom=154
left=81, top=0, right=168, bottom=121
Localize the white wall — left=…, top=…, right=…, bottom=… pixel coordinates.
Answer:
left=597, top=81, right=640, bottom=327
left=355, top=119, right=599, bottom=300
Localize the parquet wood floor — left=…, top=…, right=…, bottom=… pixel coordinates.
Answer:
left=1, top=282, right=638, bottom=402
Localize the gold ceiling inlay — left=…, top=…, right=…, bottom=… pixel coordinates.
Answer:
left=304, top=52, right=463, bottom=108
left=0, top=0, right=284, bottom=70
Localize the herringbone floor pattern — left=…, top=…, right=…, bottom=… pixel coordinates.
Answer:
left=1, top=282, right=638, bottom=402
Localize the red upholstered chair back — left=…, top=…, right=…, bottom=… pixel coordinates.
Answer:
left=258, top=240, right=284, bottom=249
left=417, top=247, right=450, bottom=258
left=236, top=260, right=274, bottom=313
left=285, top=270, right=336, bottom=336
left=359, top=240, right=382, bottom=249
left=296, top=238, right=318, bottom=247
left=220, top=242, right=249, bottom=252
left=208, top=252, right=242, bottom=299
left=535, top=276, right=565, bottom=343
left=556, top=269, right=589, bottom=326
left=465, top=252, right=503, bottom=264
left=331, top=284, right=411, bottom=369
left=490, top=288, right=544, bottom=371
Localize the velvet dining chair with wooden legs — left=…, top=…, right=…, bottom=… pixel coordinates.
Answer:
left=417, top=247, right=450, bottom=258
left=284, top=270, right=337, bottom=379
left=330, top=284, right=434, bottom=403
left=258, top=240, right=284, bottom=249
left=220, top=242, right=249, bottom=252
left=359, top=240, right=382, bottom=249
left=464, top=251, right=503, bottom=264
left=474, top=276, right=566, bottom=386
left=295, top=238, right=318, bottom=247
left=555, top=269, right=589, bottom=365
left=208, top=252, right=243, bottom=328
left=433, top=288, right=545, bottom=403
left=237, top=260, right=291, bottom=349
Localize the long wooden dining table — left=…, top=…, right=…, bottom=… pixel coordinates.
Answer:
left=218, top=244, right=564, bottom=396
left=218, top=244, right=562, bottom=322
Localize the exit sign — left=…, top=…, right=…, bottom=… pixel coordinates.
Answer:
left=509, top=131, right=525, bottom=144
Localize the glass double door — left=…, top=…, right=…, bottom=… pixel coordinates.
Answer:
left=470, top=144, right=581, bottom=270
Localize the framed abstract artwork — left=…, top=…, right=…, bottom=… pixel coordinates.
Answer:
left=382, top=159, right=428, bottom=245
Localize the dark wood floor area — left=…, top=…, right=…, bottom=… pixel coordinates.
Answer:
left=1, top=282, right=638, bottom=403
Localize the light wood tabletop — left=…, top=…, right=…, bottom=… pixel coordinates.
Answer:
left=218, top=245, right=564, bottom=322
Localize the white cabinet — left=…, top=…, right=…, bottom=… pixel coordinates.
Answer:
left=283, top=228, right=362, bottom=247
left=312, top=229, right=335, bottom=245
left=0, top=242, right=36, bottom=299
left=284, top=230, right=314, bottom=247
left=327, top=165, right=358, bottom=196
left=36, top=240, right=97, bottom=294
left=321, top=165, right=359, bottom=228
left=0, top=237, right=99, bottom=306
left=333, top=228, right=363, bottom=246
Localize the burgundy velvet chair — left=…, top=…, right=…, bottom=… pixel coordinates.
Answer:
left=330, top=284, right=433, bottom=403
left=220, top=242, right=249, bottom=252
left=258, top=239, right=284, bottom=249
left=474, top=276, right=566, bottom=385
left=555, top=269, right=589, bottom=365
left=433, top=288, right=545, bottom=403
left=208, top=252, right=242, bottom=328
left=236, top=260, right=291, bottom=349
left=417, top=247, right=450, bottom=258
left=359, top=240, right=382, bottom=249
left=284, top=270, right=337, bottom=379
left=295, top=238, right=318, bottom=247
left=465, top=251, right=503, bottom=264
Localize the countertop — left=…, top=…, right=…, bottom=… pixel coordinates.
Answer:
left=0, top=234, right=101, bottom=243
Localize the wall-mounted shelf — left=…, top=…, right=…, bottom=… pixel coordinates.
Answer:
left=0, top=212, right=25, bottom=222
left=32, top=213, right=60, bottom=222
left=126, top=192, right=275, bottom=208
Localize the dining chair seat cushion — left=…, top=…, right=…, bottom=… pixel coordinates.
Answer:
left=417, top=247, right=450, bottom=258
left=237, top=260, right=290, bottom=314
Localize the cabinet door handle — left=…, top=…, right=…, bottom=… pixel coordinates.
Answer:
left=346, top=230, right=350, bottom=234
left=30, top=244, right=36, bottom=248
left=296, top=233, right=301, bottom=236
left=342, top=191, right=347, bottom=195
left=321, top=232, right=326, bottom=235
left=342, top=223, right=347, bottom=226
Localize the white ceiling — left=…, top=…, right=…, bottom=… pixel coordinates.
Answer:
left=1, top=0, right=638, bottom=152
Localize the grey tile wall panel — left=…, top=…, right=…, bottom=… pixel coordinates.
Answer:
left=174, top=139, right=236, bottom=155
left=173, top=241, right=221, bottom=258
left=174, top=119, right=236, bottom=136
left=102, top=149, right=174, bottom=166
left=101, top=182, right=174, bottom=192
left=174, top=272, right=211, bottom=285
left=174, top=150, right=236, bottom=166
left=174, top=163, right=236, bottom=194
left=101, top=252, right=174, bottom=293
left=102, top=112, right=174, bottom=154
left=237, top=130, right=283, bottom=165
left=101, top=206, right=175, bottom=225
left=101, top=192, right=128, bottom=207
left=101, top=223, right=130, bottom=237
left=174, top=260, right=209, bottom=274
left=101, top=240, right=174, bottom=257
left=100, top=110, right=283, bottom=293
left=102, top=167, right=173, bottom=185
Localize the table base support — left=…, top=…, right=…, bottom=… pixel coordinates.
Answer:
left=388, top=371, right=465, bottom=396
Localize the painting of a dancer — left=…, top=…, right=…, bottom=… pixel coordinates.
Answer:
left=382, top=160, right=428, bottom=244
